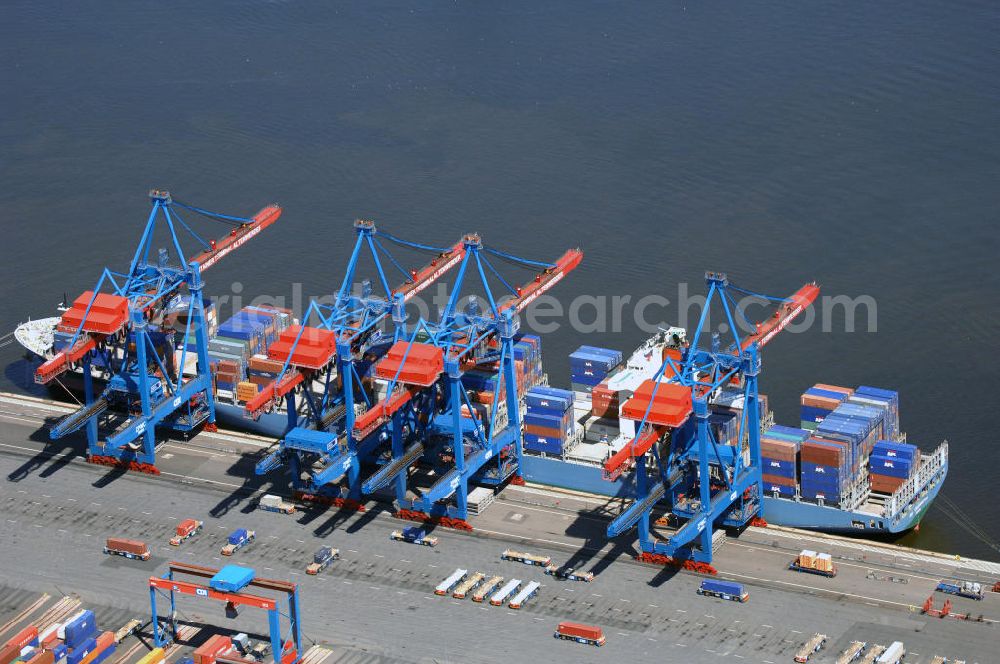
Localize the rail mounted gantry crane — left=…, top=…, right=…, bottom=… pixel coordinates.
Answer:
left=604, top=272, right=819, bottom=569
left=37, top=190, right=280, bottom=473
left=355, top=234, right=582, bottom=527
left=150, top=561, right=302, bottom=664
left=251, top=220, right=467, bottom=507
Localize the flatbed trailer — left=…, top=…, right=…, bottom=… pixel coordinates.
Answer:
left=858, top=645, right=886, bottom=664
left=113, top=619, right=142, bottom=644
left=836, top=641, right=867, bottom=664
left=452, top=572, right=486, bottom=599
left=390, top=527, right=438, bottom=547
left=554, top=622, right=605, bottom=647
left=508, top=581, right=541, bottom=609
left=490, top=579, right=522, bottom=606
left=544, top=565, right=594, bottom=582
left=471, top=576, right=503, bottom=603
left=794, top=633, right=827, bottom=662
left=258, top=494, right=296, bottom=514
left=169, top=519, right=203, bottom=546
left=936, top=580, right=984, bottom=600
left=500, top=549, right=552, bottom=566
left=435, top=569, right=467, bottom=596
left=221, top=529, right=255, bottom=556
left=305, top=546, right=340, bottom=575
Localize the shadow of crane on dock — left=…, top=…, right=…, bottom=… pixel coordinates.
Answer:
left=6, top=417, right=85, bottom=483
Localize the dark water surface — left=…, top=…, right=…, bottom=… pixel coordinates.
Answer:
left=2, top=2, right=998, bottom=559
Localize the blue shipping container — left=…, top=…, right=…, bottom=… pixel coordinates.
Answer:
left=67, top=638, right=97, bottom=664
left=869, top=454, right=912, bottom=478
left=801, top=487, right=841, bottom=502
left=761, top=458, right=796, bottom=479
left=64, top=610, right=97, bottom=649
left=524, top=434, right=563, bottom=455
left=700, top=580, right=744, bottom=595
left=872, top=440, right=917, bottom=461
left=761, top=481, right=796, bottom=497
left=799, top=405, right=833, bottom=424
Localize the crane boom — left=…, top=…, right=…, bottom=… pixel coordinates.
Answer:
left=393, top=239, right=468, bottom=302
left=191, top=204, right=282, bottom=272
left=741, top=282, right=820, bottom=350
left=500, top=249, right=583, bottom=314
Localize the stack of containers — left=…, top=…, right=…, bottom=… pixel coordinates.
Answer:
left=523, top=386, right=575, bottom=455
left=815, top=403, right=881, bottom=474
left=590, top=381, right=620, bottom=419
left=799, top=385, right=850, bottom=430
left=760, top=426, right=809, bottom=497
left=799, top=438, right=848, bottom=504
left=850, top=385, right=900, bottom=440
left=569, top=346, right=622, bottom=397
left=709, top=409, right=739, bottom=446
left=177, top=298, right=219, bottom=351
left=869, top=439, right=918, bottom=494
left=513, top=334, right=543, bottom=389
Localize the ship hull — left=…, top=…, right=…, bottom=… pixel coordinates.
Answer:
left=519, top=454, right=945, bottom=535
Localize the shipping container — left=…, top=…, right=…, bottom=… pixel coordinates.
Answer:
left=64, top=611, right=96, bottom=649
left=554, top=622, right=605, bottom=646
left=104, top=538, right=150, bottom=561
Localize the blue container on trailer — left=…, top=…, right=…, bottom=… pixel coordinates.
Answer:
left=524, top=434, right=563, bottom=455
left=869, top=454, right=912, bottom=478
left=762, top=458, right=796, bottom=479
left=63, top=610, right=97, bottom=649
left=67, top=638, right=97, bottom=664
left=700, top=580, right=744, bottom=595
left=210, top=565, right=256, bottom=592
left=52, top=644, right=68, bottom=664
left=228, top=528, right=250, bottom=546
left=872, top=440, right=917, bottom=460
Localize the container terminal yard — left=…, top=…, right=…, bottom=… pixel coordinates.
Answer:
left=0, top=391, right=998, bottom=663
left=1, top=191, right=998, bottom=663
left=0, top=241, right=984, bottom=664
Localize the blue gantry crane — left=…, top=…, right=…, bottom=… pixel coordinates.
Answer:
left=37, top=190, right=280, bottom=472
left=354, top=233, right=582, bottom=526
left=150, top=561, right=302, bottom=664
left=250, top=220, right=467, bottom=506
left=603, top=272, right=819, bottom=569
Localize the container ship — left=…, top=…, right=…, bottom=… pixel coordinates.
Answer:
left=14, top=302, right=946, bottom=536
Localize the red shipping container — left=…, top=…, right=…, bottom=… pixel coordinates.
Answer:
left=761, top=439, right=797, bottom=462
left=80, top=632, right=115, bottom=664
left=870, top=474, right=906, bottom=494
left=193, top=636, right=232, bottom=664
left=5, top=626, right=38, bottom=650
left=0, top=644, right=19, bottom=664
left=800, top=440, right=843, bottom=467
left=25, top=651, right=54, bottom=664
left=556, top=622, right=604, bottom=641
left=105, top=537, right=149, bottom=558
left=813, top=383, right=854, bottom=397
left=761, top=473, right=795, bottom=487
left=525, top=424, right=564, bottom=439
